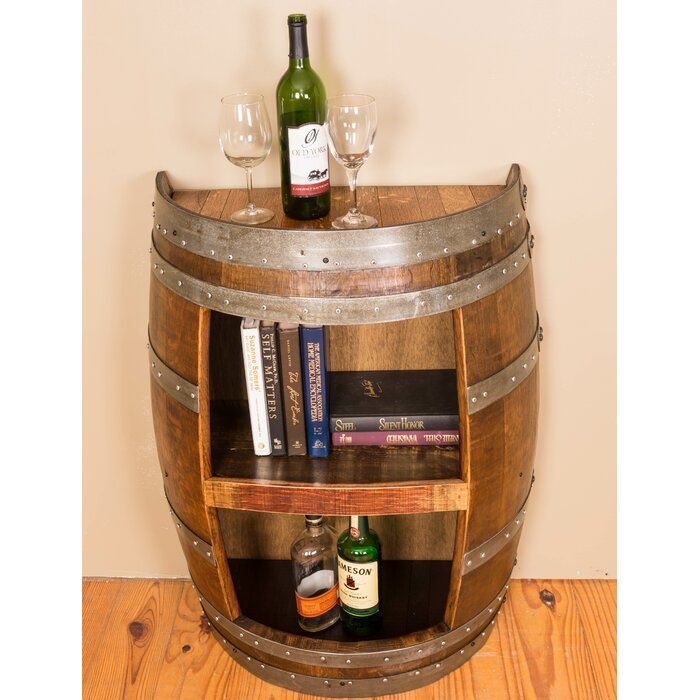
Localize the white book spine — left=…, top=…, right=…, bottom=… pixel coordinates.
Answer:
left=241, top=320, right=272, bottom=455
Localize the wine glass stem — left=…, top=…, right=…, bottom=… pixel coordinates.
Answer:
left=245, top=167, right=255, bottom=212
left=347, top=166, right=361, bottom=215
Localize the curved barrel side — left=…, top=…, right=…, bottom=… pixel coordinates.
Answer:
left=446, top=193, right=539, bottom=628
left=149, top=279, right=236, bottom=618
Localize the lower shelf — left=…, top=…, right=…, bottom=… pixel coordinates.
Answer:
left=228, top=558, right=452, bottom=641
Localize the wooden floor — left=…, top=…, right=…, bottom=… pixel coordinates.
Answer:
left=83, top=578, right=615, bottom=699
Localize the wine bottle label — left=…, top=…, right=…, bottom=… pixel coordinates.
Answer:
left=288, top=123, right=330, bottom=197
left=338, top=556, right=379, bottom=610
left=295, top=583, right=339, bottom=618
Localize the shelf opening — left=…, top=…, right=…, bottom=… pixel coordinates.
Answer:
left=208, top=311, right=462, bottom=487
left=218, top=510, right=457, bottom=641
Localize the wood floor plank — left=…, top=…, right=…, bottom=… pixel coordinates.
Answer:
left=153, top=583, right=239, bottom=699
left=83, top=579, right=183, bottom=700
left=494, top=579, right=600, bottom=700
left=83, top=579, right=615, bottom=700
left=83, top=579, right=123, bottom=681
left=570, top=580, right=617, bottom=699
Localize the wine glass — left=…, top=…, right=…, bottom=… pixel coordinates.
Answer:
left=219, top=93, right=274, bottom=225
left=326, top=94, right=378, bottom=229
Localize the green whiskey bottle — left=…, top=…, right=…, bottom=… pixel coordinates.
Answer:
left=276, top=14, right=331, bottom=220
left=337, top=515, right=381, bottom=635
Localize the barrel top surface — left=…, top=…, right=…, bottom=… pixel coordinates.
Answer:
left=153, top=165, right=524, bottom=271
left=170, top=183, right=505, bottom=230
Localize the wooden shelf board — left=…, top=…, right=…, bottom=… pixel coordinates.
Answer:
left=207, top=400, right=467, bottom=514
left=228, top=559, right=451, bottom=643
left=205, top=477, right=468, bottom=514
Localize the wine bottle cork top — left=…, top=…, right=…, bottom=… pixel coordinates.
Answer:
left=288, top=14, right=307, bottom=26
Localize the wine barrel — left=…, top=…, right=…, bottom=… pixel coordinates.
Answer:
left=148, top=164, right=539, bottom=696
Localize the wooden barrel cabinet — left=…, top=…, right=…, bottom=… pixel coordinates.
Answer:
left=148, top=165, right=540, bottom=696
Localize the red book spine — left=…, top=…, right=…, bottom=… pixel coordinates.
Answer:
left=332, top=431, right=460, bottom=446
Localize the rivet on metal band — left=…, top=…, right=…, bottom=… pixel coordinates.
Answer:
left=169, top=507, right=216, bottom=567
left=467, top=320, right=540, bottom=414
left=461, top=499, right=528, bottom=575
left=148, top=336, right=199, bottom=412
left=207, top=617, right=495, bottom=697
left=194, top=578, right=507, bottom=668
left=153, top=165, right=524, bottom=271
left=150, top=232, right=532, bottom=326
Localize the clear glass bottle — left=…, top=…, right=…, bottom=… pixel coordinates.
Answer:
left=290, top=515, right=340, bottom=632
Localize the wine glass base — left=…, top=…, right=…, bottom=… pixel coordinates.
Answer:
left=230, top=207, right=274, bottom=225
left=331, top=213, right=379, bottom=229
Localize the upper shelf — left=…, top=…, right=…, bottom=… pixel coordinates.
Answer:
left=149, top=165, right=533, bottom=325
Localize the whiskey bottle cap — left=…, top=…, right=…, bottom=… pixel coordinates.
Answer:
left=305, top=514, right=323, bottom=524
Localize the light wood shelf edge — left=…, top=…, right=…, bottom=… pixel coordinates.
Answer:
left=204, top=477, right=469, bottom=515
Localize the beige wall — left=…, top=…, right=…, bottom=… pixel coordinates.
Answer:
left=84, top=0, right=615, bottom=577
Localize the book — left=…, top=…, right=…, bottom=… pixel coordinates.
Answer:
left=329, top=370, right=459, bottom=432
left=300, top=325, right=330, bottom=457
left=240, top=318, right=271, bottom=456
left=277, top=323, right=307, bottom=455
left=260, top=322, right=286, bottom=456
left=333, top=431, right=460, bottom=446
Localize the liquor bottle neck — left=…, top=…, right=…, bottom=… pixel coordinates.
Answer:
left=350, top=515, right=370, bottom=538
left=288, top=23, right=310, bottom=65
left=305, top=515, right=323, bottom=534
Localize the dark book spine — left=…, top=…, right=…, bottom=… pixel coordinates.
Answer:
left=301, top=325, right=330, bottom=457
left=277, top=325, right=307, bottom=455
left=260, top=324, right=286, bottom=456
left=330, top=414, right=459, bottom=432
left=333, top=431, right=460, bottom=446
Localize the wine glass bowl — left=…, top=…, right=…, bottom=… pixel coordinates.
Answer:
left=219, top=93, right=274, bottom=225
left=326, top=94, right=378, bottom=229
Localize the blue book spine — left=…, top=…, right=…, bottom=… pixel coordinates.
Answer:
left=300, top=325, right=330, bottom=457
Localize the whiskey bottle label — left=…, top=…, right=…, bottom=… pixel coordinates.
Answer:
left=338, top=556, right=379, bottom=610
left=288, top=123, right=330, bottom=197
left=295, top=583, right=339, bottom=618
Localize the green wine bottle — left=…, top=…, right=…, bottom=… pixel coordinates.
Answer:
left=276, top=14, right=331, bottom=220
left=337, top=516, right=382, bottom=636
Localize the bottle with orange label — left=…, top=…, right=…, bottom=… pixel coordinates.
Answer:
left=290, top=515, right=340, bottom=632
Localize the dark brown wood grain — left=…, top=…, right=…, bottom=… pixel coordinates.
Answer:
left=444, top=184, right=539, bottom=630
left=151, top=190, right=240, bottom=620
left=154, top=185, right=527, bottom=299
left=150, top=379, right=209, bottom=540
left=148, top=279, right=201, bottom=385
left=149, top=180, right=539, bottom=690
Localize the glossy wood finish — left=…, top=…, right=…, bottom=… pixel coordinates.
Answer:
left=83, top=578, right=616, bottom=699
left=149, top=178, right=538, bottom=692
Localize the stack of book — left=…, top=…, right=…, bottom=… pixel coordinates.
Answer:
left=240, top=320, right=330, bottom=457
left=329, top=370, right=460, bottom=447
left=241, top=320, right=460, bottom=455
